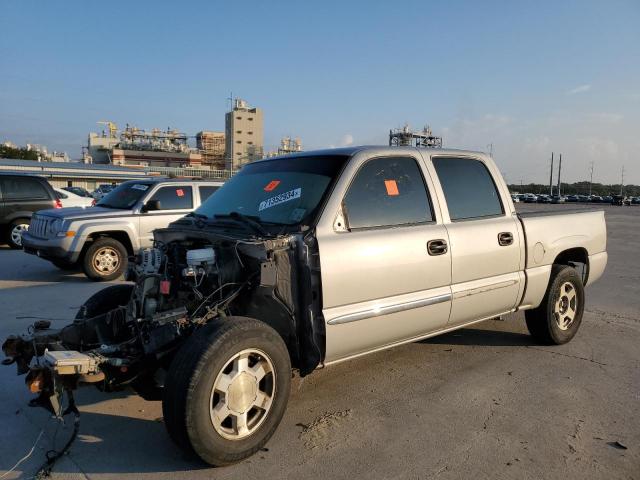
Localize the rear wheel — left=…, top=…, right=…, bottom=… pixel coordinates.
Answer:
left=163, top=317, right=291, bottom=466
left=7, top=218, right=30, bottom=249
left=83, top=237, right=128, bottom=281
left=525, top=265, right=585, bottom=345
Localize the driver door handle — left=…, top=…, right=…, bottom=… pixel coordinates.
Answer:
left=498, top=232, right=514, bottom=246
left=427, top=239, right=448, bottom=256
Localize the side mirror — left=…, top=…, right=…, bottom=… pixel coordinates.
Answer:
left=142, top=199, right=161, bottom=212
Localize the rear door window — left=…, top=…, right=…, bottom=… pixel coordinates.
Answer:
left=199, top=185, right=220, bottom=203
left=149, top=185, right=193, bottom=210
left=0, top=177, right=50, bottom=200
left=343, top=156, right=433, bottom=229
left=432, top=157, right=504, bottom=221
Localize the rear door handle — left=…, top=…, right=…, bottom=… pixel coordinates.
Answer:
left=498, top=232, right=514, bottom=246
left=427, top=239, right=448, bottom=256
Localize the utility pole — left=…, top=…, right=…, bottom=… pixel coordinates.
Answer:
left=551, top=154, right=555, bottom=195
left=589, top=161, right=594, bottom=196
left=620, top=166, right=625, bottom=196
left=557, top=154, right=562, bottom=197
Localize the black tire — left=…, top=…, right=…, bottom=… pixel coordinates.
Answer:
left=83, top=237, right=128, bottom=281
left=52, top=259, right=79, bottom=271
left=163, top=317, right=291, bottom=466
left=75, top=284, right=134, bottom=320
left=525, top=264, right=585, bottom=345
left=7, top=218, right=30, bottom=249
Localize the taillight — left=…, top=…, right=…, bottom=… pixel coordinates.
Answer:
left=91, top=198, right=96, bottom=206
left=54, top=198, right=63, bottom=209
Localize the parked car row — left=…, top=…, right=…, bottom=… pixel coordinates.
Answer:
left=91, top=184, right=115, bottom=200
left=511, top=192, right=640, bottom=206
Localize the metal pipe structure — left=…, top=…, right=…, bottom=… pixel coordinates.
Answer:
left=549, top=152, right=554, bottom=196
left=557, top=154, right=562, bottom=197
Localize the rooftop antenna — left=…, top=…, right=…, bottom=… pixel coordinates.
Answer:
left=227, top=92, right=233, bottom=112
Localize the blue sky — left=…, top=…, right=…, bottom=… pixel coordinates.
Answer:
left=1, top=0, right=638, bottom=184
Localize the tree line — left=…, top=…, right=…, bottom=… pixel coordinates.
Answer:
left=0, top=145, right=41, bottom=161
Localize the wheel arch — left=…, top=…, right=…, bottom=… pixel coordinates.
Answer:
left=552, top=247, right=589, bottom=284
left=86, top=230, right=135, bottom=255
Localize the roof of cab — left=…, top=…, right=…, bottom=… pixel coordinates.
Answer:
left=251, top=145, right=487, bottom=163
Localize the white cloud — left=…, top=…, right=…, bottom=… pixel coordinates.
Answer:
left=567, top=84, right=591, bottom=95
left=338, top=134, right=354, bottom=147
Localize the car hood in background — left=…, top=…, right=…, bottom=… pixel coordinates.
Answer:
left=35, top=206, right=135, bottom=220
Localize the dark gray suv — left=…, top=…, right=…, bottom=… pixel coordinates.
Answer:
left=0, top=174, right=60, bottom=248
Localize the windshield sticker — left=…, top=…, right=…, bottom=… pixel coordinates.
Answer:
left=131, top=184, right=149, bottom=191
left=176, top=189, right=185, bottom=197
left=290, top=208, right=306, bottom=222
left=264, top=180, right=281, bottom=192
left=259, top=188, right=301, bottom=211
left=384, top=179, right=399, bottom=196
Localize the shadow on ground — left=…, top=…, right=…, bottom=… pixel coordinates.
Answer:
left=422, top=327, right=535, bottom=347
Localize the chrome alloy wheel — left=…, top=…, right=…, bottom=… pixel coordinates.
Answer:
left=11, top=223, right=29, bottom=247
left=554, top=281, right=577, bottom=330
left=93, top=247, right=120, bottom=274
left=209, top=348, right=276, bottom=440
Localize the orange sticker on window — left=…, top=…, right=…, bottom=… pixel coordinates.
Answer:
left=176, top=189, right=184, bottom=197
left=384, top=180, right=399, bottom=196
left=264, top=180, right=281, bottom=192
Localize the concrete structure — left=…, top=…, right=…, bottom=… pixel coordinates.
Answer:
left=110, top=148, right=202, bottom=168
left=87, top=132, right=120, bottom=164
left=196, top=131, right=226, bottom=170
left=225, top=99, right=263, bottom=170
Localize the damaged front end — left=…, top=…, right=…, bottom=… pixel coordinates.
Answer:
left=3, top=226, right=325, bottom=416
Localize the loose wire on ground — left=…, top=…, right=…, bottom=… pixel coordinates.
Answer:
left=0, top=429, right=45, bottom=479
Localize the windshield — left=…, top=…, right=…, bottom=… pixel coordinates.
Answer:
left=97, top=182, right=152, bottom=209
left=195, top=155, right=349, bottom=226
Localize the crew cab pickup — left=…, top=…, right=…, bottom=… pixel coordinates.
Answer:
left=3, top=146, right=607, bottom=466
left=21, top=178, right=223, bottom=280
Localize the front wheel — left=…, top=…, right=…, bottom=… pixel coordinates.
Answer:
left=7, top=218, right=30, bottom=249
left=82, top=237, right=128, bottom=281
left=525, top=265, right=585, bottom=345
left=163, top=317, right=291, bottom=466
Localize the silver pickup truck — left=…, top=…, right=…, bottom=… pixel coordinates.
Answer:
left=22, top=178, right=223, bottom=280
left=3, top=146, right=607, bottom=466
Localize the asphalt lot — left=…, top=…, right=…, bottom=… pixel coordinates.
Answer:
left=0, top=203, right=638, bottom=479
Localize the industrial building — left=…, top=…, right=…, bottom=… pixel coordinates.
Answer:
left=86, top=123, right=204, bottom=168
left=196, top=131, right=226, bottom=169
left=225, top=99, right=264, bottom=170
left=266, top=137, right=303, bottom=157
left=389, top=124, right=442, bottom=148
